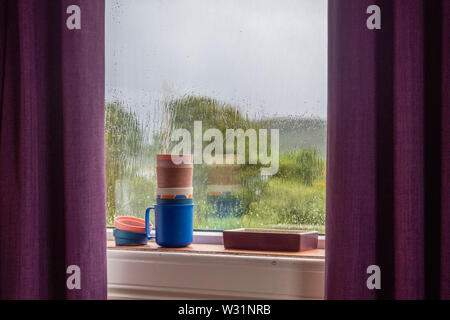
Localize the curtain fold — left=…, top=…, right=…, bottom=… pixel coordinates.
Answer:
left=326, top=0, right=449, bottom=300
left=0, top=0, right=106, bottom=299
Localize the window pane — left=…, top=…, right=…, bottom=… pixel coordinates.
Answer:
left=106, top=0, right=327, bottom=233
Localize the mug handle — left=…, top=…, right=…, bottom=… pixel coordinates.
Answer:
left=145, top=207, right=156, bottom=240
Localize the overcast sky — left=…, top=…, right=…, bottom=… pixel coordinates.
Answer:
left=106, top=0, right=327, bottom=119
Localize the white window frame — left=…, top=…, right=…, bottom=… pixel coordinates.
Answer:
left=107, top=249, right=325, bottom=300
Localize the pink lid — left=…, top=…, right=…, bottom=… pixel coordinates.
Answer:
left=114, top=216, right=152, bottom=234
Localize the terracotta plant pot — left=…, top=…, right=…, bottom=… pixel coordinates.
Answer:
left=157, top=154, right=193, bottom=188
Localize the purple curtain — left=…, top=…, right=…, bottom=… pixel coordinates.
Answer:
left=0, top=1, right=106, bottom=299
left=326, top=0, right=449, bottom=299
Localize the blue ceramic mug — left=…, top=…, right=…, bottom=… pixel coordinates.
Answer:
left=145, top=204, right=194, bottom=248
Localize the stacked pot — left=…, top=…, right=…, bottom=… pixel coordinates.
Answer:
left=156, top=154, right=194, bottom=205
left=143, top=154, right=194, bottom=248
left=113, top=154, right=194, bottom=247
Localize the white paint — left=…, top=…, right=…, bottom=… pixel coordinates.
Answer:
left=107, top=250, right=324, bottom=300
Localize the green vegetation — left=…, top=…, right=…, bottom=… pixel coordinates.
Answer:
left=194, top=152, right=326, bottom=233
left=105, top=96, right=326, bottom=233
left=276, top=149, right=325, bottom=187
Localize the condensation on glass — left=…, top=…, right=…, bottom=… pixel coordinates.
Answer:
left=105, top=0, right=328, bottom=232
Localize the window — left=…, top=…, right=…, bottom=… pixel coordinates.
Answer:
left=106, top=0, right=327, bottom=233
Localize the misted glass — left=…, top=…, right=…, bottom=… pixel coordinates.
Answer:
left=105, top=0, right=328, bottom=232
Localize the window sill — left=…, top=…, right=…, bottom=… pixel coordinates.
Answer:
left=106, top=228, right=325, bottom=249
left=107, top=240, right=325, bottom=259
left=107, top=240, right=325, bottom=300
